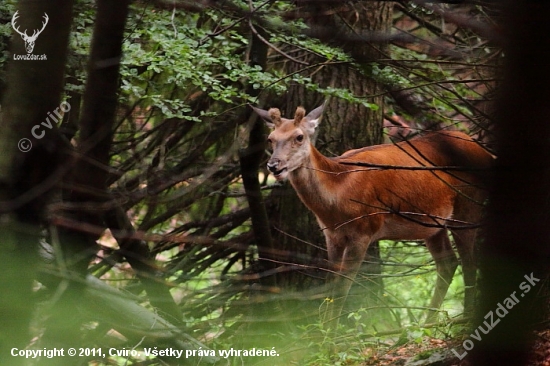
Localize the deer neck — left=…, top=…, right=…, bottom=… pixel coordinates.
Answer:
left=288, top=145, right=343, bottom=214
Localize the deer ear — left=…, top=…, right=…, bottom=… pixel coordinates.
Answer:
left=249, top=105, right=280, bottom=129
left=302, top=119, right=320, bottom=136
left=305, top=102, right=325, bottom=121
left=301, top=102, right=325, bottom=135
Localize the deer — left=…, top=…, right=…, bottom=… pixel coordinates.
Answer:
left=251, top=103, right=494, bottom=328
left=11, top=11, right=49, bottom=54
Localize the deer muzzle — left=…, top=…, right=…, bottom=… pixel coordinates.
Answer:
left=267, top=158, right=287, bottom=180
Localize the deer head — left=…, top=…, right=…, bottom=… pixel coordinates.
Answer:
left=12, top=11, right=49, bottom=54
left=251, top=104, right=324, bottom=181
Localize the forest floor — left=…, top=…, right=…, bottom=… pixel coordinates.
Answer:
left=359, top=329, right=550, bottom=366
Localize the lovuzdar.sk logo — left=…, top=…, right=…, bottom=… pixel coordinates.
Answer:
left=11, top=10, right=48, bottom=60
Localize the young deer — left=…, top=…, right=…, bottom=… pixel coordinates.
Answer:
left=252, top=104, right=493, bottom=326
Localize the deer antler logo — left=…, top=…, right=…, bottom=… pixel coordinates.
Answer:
left=11, top=11, right=49, bottom=54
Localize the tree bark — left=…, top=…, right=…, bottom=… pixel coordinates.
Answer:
left=468, top=2, right=550, bottom=365
left=0, top=1, right=74, bottom=364
left=239, top=18, right=275, bottom=277
left=269, top=1, right=394, bottom=323
left=38, top=1, right=131, bottom=358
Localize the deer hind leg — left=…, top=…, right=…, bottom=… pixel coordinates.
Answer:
left=324, top=238, right=368, bottom=331
left=425, top=229, right=458, bottom=323
left=450, top=184, right=486, bottom=318
left=450, top=192, right=483, bottom=317
left=450, top=226, right=477, bottom=317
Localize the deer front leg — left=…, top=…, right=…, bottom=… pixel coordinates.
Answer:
left=324, top=236, right=369, bottom=332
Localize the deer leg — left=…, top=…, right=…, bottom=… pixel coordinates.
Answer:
left=425, top=230, right=458, bottom=323
left=325, top=239, right=368, bottom=331
left=451, top=227, right=477, bottom=317
left=323, top=242, right=344, bottom=330
left=450, top=191, right=482, bottom=318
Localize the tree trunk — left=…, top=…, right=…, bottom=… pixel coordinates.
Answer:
left=468, top=1, right=550, bottom=364
left=0, top=1, right=73, bottom=364
left=269, top=1, right=394, bottom=325
left=239, top=19, right=275, bottom=276
left=37, top=2, right=133, bottom=361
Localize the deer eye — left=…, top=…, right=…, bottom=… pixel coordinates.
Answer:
left=267, top=138, right=273, bottom=145
left=296, top=135, right=304, bottom=142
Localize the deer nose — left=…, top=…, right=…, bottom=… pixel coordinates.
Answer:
left=267, top=159, right=280, bottom=173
